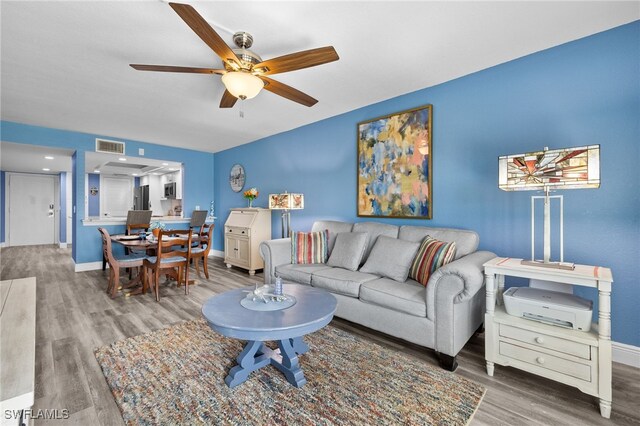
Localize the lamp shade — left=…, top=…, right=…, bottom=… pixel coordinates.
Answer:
left=499, top=145, right=600, bottom=191
left=269, top=193, right=304, bottom=210
left=221, top=71, right=264, bottom=100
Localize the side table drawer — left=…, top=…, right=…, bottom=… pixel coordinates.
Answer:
left=500, top=324, right=591, bottom=360
left=499, top=342, right=592, bottom=381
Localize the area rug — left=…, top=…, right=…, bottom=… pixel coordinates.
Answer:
left=95, top=319, right=485, bottom=425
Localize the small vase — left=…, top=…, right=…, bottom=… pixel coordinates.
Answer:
left=248, top=199, right=253, bottom=208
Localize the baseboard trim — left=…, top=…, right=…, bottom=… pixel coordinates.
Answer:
left=74, top=261, right=106, bottom=272
left=613, top=342, right=640, bottom=368
left=59, top=242, right=67, bottom=249
left=210, top=250, right=224, bottom=258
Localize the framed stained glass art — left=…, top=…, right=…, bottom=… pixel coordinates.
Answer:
left=499, top=145, right=600, bottom=191
left=357, top=104, right=433, bottom=219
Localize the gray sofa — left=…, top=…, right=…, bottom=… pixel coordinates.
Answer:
left=259, top=220, right=496, bottom=371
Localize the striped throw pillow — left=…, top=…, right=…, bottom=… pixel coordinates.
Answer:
left=291, top=230, right=329, bottom=264
left=409, top=236, right=457, bottom=287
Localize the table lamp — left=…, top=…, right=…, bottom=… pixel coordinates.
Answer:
left=268, top=192, right=304, bottom=238
left=499, top=145, right=600, bottom=270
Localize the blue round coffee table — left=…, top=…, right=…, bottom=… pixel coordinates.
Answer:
left=202, top=284, right=337, bottom=388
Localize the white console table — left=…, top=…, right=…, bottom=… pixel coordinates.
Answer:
left=483, top=257, right=613, bottom=418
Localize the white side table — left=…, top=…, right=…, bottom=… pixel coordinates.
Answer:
left=483, top=257, right=613, bottom=418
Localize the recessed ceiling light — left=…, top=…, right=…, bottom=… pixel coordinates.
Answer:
left=132, top=173, right=138, bottom=176
left=153, top=172, right=159, bottom=175
left=162, top=163, right=169, bottom=166
left=42, top=168, right=50, bottom=171
left=119, top=157, right=127, bottom=161
left=44, top=156, right=54, bottom=160
left=94, top=170, right=100, bottom=173
left=168, top=168, right=177, bottom=171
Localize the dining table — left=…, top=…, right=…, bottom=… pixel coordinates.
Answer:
left=110, top=233, right=200, bottom=296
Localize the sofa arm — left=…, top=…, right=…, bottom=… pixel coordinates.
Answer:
left=425, top=250, right=496, bottom=357
left=259, top=238, right=291, bottom=284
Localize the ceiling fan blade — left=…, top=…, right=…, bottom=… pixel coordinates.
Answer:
left=130, top=64, right=225, bottom=75
left=260, top=76, right=318, bottom=107
left=169, top=3, right=240, bottom=66
left=220, top=90, right=238, bottom=108
left=254, top=46, right=339, bottom=76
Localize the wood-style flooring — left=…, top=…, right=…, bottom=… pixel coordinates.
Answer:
left=1, top=245, right=638, bottom=425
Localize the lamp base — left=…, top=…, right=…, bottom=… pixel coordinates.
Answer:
left=521, top=259, right=575, bottom=271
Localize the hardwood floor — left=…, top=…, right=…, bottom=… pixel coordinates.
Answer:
left=1, top=245, right=638, bottom=425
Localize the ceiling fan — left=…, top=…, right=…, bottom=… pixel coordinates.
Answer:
left=130, top=2, right=339, bottom=108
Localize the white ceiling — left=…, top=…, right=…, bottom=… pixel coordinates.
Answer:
left=1, top=1, right=638, bottom=153
left=0, top=141, right=73, bottom=174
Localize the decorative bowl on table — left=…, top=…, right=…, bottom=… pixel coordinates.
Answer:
left=240, top=284, right=297, bottom=311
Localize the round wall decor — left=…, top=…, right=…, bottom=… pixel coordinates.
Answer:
left=229, top=164, right=246, bottom=192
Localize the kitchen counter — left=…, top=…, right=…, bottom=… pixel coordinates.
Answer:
left=81, top=216, right=215, bottom=226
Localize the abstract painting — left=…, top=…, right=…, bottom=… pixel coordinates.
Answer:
left=357, top=105, right=433, bottom=218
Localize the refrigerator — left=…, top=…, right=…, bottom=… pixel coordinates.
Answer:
left=133, top=185, right=150, bottom=210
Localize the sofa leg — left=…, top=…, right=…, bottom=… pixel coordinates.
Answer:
left=438, top=353, right=458, bottom=372
left=475, top=322, right=485, bottom=335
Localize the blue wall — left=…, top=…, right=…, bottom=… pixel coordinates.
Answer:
left=0, top=171, right=5, bottom=243
left=0, top=122, right=215, bottom=264
left=214, top=22, right=640, bottom=346
left=87, top=173, right=100, bottom=217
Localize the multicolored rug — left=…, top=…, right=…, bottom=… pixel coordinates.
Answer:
left=95, top=319, right=485, bottom=425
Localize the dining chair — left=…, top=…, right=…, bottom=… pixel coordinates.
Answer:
left=180, top=223, right=214, bottom=279
left=98, top=228, right=147, bottom=298
left=125, top=210, right=152, bottom=249
left=190, top=210, right=208, bottom=230
left=189, top=210, right=208, bottom=247
left=143, top=229, right=193, bottom=302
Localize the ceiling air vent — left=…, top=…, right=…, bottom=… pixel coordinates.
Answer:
left=96, top=138, right=125, bottom=155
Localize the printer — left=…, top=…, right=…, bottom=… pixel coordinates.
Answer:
left=503, top=287, right=593, bottom=331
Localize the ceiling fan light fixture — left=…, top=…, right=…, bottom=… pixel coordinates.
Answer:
left=221, top=71, right=264, bottom=100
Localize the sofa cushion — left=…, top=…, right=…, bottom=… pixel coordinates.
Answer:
left=352, top=222, right=399, bottom=262
left=409, top=236, right=457, bottom=286
left=312, top=221, right=354, bottom=255
left=359, top=236, right=420, bottom=282
left=360, top=278, right=427, bottom=318
left=327, top=232, right=369, bottom=271
left=291, top=230, right=329, bottom=264
left=398, top=225, right=478, bottom=260
left=311, top=268, right=379, bottom=298
left=275, top=263, right=332, bottom=285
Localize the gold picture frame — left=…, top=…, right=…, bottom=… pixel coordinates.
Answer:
left=357, top=104, right=433, bottom=219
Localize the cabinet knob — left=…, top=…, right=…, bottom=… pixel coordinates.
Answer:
left=535, top=336, right=544, bottom=344
left=241, top=231, right=245, bottom=234
left=536, top=357, right=545, bottom=364
left=229, top=229, right=232, bottom=232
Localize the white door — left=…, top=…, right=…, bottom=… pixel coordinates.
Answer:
left=100, top=176, right=134, bottom=217
left=8, top=174, right=56, bottom=246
